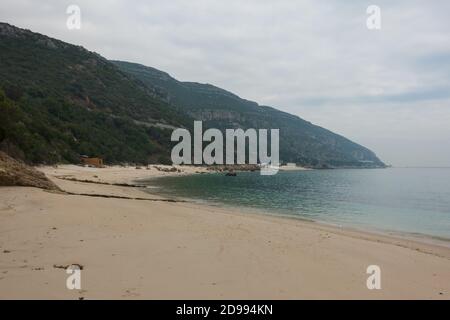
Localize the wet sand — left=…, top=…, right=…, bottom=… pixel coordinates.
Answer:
left=0, top=165, right=449, bottom=299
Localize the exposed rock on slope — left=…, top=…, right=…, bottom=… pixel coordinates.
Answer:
left=112, top=61, right=385, bottom=168
left=0, top=151, right=59, bottom=190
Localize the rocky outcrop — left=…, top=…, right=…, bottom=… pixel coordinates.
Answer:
left=206, top=164, right=259, bottom=172
left=0, top=152, right=60, bottom=190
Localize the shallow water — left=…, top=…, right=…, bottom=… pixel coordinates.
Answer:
left=143, top=168, right=450, bottom=239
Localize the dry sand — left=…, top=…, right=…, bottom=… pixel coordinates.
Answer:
left=0, top=165, right=449, bottom=299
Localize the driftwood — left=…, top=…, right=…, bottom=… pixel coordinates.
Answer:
left=53, top=263, right=84, bottom=270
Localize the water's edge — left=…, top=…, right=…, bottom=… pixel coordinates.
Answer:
left=138, top=171, right=450, bottom=248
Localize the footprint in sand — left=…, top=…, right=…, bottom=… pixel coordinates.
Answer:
left=122, top=288, right=140, bottom=297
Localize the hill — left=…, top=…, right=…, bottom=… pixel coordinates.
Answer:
left=113, top=61, right=385, bottom=168
left=0, top=22, right=185, bottom=164
left=0, top=22, right=384, bottom=168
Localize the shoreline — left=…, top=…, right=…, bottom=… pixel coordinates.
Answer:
left=140, top=170, right=450, bottom=249
left=190, top=203, right=450, bottom=251
left=142, top=192, right=450, bottom=257
left=1, top=165, right=449, bottom=299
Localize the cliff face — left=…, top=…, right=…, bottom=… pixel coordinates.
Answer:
left=113, top=61, right=385, bottom=168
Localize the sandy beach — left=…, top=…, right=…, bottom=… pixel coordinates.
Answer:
left=0, top=165, right=449, bottom=299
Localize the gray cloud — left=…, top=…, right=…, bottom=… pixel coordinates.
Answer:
left=1, top=0, right=449, bottom=166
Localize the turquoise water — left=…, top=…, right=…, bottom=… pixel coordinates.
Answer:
left=144, top=168, right=450, bottom=239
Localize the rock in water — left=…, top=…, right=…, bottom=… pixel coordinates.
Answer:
left=0, top=152, right=60, bottom=190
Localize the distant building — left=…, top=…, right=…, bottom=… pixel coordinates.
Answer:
left=286, top=163, right=297, bottom=167
left=80, top=155, right=103, bottom=167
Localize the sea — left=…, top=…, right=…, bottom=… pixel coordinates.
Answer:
left=143, top=168, right=450, bottom=240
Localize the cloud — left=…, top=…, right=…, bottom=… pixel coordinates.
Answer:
left=1, top=0, right=449, bottom=166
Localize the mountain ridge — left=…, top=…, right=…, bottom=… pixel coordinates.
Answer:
left=0, top=22, right=183, bottom=164
left=112, top=60, right=385, bottom=168
left=0, top=22, right=384, bottom=168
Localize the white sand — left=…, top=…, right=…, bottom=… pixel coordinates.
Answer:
left=0, top=165, right=449, bottom=299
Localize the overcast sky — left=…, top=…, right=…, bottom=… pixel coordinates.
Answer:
left=1, top=0, right=449, bottom=166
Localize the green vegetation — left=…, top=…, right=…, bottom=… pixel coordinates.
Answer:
left=0, top=22, right=384, bottom=167
left=0, top=88, right=173, bottom=164
left=0, top=22, right=179, bottom=164
left=113, top=61, right=385, bottom=168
